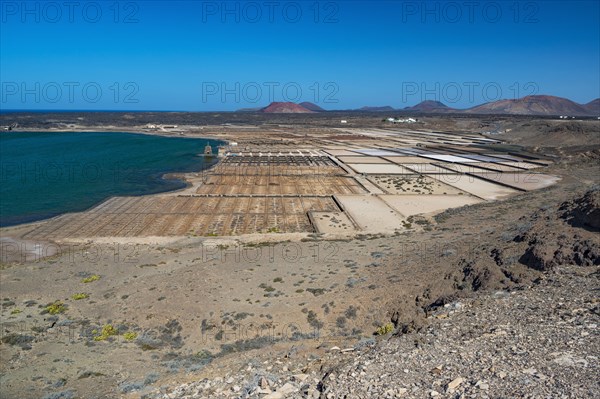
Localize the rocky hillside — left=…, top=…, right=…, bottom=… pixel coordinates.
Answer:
left=299, top=102, right=325, bottom=112
left=404, top=100, right=454, bottom=113
left=583, top=98, right=600, bottom=115
left=467, top=95, right=594, bottom=116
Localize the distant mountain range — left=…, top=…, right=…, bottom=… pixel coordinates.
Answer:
left=237, top=96, right=599, bottom=116
left=358, top=106, right=396, bottom=112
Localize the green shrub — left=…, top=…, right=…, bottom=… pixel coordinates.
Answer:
left=46, top=301, right=66, bottom=315
left=82, top=275, right=101, bottom=283
left=375, top=323, right=394, bottom=336
left=123, top=331, right=138, bottom=341
left=93, top=324, right=118, bottom=341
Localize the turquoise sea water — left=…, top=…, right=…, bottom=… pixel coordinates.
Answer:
left=0, top=132, right=223, bottom=227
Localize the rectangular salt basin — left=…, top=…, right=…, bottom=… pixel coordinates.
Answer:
left=352, top=149, right=404, bottom=156
left=337, top=156, right=391, bottom=164
left=431, top=175, right=520, bottom=200
left=455, top=162, right=527, bottom=172
left=310, top=211, right=358, bottom=234
left=380, top=195, right=482, bottom=216
left=456, top=154, right=511, bottom=162
left=497, top=161, right=542, bottom=170
left=335, top=195, right=406, bottom=232
left=469, top=172, right=561, bottom=191
left=401, top=163, right=461, bottom=174
left=325, top=149, right=363, bottom=157
left=421, top=154, right=482, bottom=163
left=441, top=145, right=489, bottom=153
left=369, top=175, right=467, bottom=195
left=384, top=156, right=436, bottom=164
left=348, top=163, right=414, bottom=174
left=483, top=153, right=523, bottom=161
left=393, top=148, right=433, bottom=155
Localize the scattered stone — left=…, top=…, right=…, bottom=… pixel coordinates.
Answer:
left=259, top=376, right=270, bottom=389
left=446, top=377, right=464, bottom=392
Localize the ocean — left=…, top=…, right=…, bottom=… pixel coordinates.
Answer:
left=0, top=131, right=223, bottom=227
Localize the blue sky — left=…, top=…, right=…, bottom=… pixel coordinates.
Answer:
left=1, top=1, right=599, bottom=111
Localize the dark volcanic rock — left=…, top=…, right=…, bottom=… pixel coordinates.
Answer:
left=559, top=188, right=600, bottom=230
left=520, top=235, right=600, bottom=270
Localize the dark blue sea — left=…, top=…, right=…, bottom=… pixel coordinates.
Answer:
left=0, top=132, right=223, bottom=227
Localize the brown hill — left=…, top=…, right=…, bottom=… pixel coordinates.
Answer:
left=466, top=95, right=592, bottom=116
left=583, top=99, right=600, bottom=115
left=404, top=100, right=454, bottom=112
left=261, top=102, right=314, bottom=113
left=299, top=102, right=325, bottom=112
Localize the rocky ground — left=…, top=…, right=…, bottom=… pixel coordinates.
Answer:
left=149, top=262, right=599, bottom=399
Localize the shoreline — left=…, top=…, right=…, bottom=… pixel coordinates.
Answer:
left=0, top=126, right=226, bottom=141
left=0, top=130, right=226, bottom=232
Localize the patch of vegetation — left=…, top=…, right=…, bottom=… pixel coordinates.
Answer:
left=136, top=330, right=162, bottom=351
left=93, top=324, right=118, bottom=341
left=306, top=288, right=326, bottom=296
left=273, top=277, right=283, bottom=283
left=71, top=293, right=89, bottom=300
left=234, top=312, right=253, bottom=320
left=45, top=301, right=66, bottom=315
left=345, top=305, right=358, bottom=319
left=161, top=351, right=213, bottom=373
left=42, top=390, right=75, bottom=399
left=219, top=336, right=277, bottom=355
left=10, top=308, right=22, bottom=315
left=77, top=370, right=105, bottom=379
left=259, top=283, right=276, bottom=292
left=119, top=382, right=143, bottom=394
left=375, top=323, right=394, bottom=336
left=1, top=333, right=35, bottom=349
left=157, top=319, right=184, bottom=349
left=82, top=275, right=101, bottom=283
left=123, top=331, right=138, bottom=341
left=306, top=310, right=324, bottom=329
